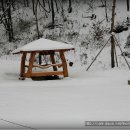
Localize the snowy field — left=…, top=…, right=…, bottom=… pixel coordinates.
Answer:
left=0, top=55, right=130, bottom=129
left=1, top=0, right=130, bottom=129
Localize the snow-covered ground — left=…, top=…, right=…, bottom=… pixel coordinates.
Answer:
left=1, top=0, right=130, bottom=129
left=0, top=54, right=130, bottom=129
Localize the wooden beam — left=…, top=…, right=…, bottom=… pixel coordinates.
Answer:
left=12, top=48, right=75, bottom=54
left=25, top=64, right=63, bottom=69
left=26, top=52, right=36, bottom=78
left=24, top=71, right=63, bottom=77
left=20, top=52, right=27, bottom=79
left=60, top=51, right=68, bottom=77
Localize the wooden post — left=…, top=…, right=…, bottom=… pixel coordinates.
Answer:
left=60, top=51, right=68, bottom=77
left=20, top=52, right=27, bottom=79
left=26, top=52, right=36, bottom=78
left=50, top=52, right=57, bottom=71
left=111, top=35, right=115, bottom=68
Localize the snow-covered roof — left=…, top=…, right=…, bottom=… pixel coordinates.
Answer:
left=12, top=38, right=74, bottom=54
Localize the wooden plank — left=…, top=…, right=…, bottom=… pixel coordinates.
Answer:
left=26, top=52, right=36, bottom=78
left=20, top=52, right=27, bottom=79
left=25, top=64, right=62, bottom=69
left=60, top=51, right=68, bottom=77
left=25, top=71, right=63, bottom=77
left=50, top=53, right=57, bottom=71
left=33, top=63, right=62, bottom=69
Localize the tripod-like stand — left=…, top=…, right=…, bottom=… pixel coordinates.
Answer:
left=86, top=33, right=130, bottom=71
left=86, top=0, right=130, bottom=85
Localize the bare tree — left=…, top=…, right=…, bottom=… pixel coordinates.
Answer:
left=0, top=0, right=14, bottom=42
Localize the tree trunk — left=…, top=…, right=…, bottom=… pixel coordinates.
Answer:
left=111, top=0, right=116, bottom=68
left=26, top=0, right=29, bottom=7
left=105, top=0, right=108, bottom=22
left=42, top=0, right=45, bottom=7
left=54, top=0, right=59, bottom=13
left=68, top=0, right=72, bottom=13
left=7, top=0, right=14, bottom=42
left=24, top=0, right=26, bottom=6
left=50, top=0, right=55, bottom=29
left=31, top=0, right=40, bottom=38
left=35, top=0, right=40, bottom=38
left=127, top=0, right=129, bottom=11
left=32, top=0, right=35, bottom=15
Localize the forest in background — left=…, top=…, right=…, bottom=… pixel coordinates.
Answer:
left=0, top=0, right=130, bottom=67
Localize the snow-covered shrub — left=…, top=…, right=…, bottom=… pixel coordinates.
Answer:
left=86, top=0, right=95, bottom=11
left=125, top=34, right=130, bottom=48
left=81, top=41, right=89, bottom=49
left=79, top=38, right=88, bottom=65
left=31, top=33, right=41, bottom=41
left=83, top=23, right=89, bottom=28
left=43, top=27, right=63, bottom=41
left=0, top=42, right=15, bottom=56
left=91, top=21, right=105, bottom=41
left=45, top=34, right=58, bottom=40
left=63, top=19, right=80, bottom=42
left=67, top=31, right=79, bottom=42
left=80, top=52, right=88, bottom=65
left=113, top=23, right=128, bottom=34
left=89, top=20, right=109, bottom=48
left=18, top=19, right=31, bottom=32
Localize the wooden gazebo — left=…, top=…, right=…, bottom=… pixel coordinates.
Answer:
left=12, top=38, right=74, bottom=80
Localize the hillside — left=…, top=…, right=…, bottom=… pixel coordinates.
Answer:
left=0, top=0, right=130, bottom=69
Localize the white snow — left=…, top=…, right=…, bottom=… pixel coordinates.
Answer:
left=0, top=58, right=130, bottom=128
left=1, top=0, right=130, bottom=129
left=12, top=38, right=74, bottom=54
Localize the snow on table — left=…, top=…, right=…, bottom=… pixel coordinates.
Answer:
left=0, top=59, right=130, bottom=128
